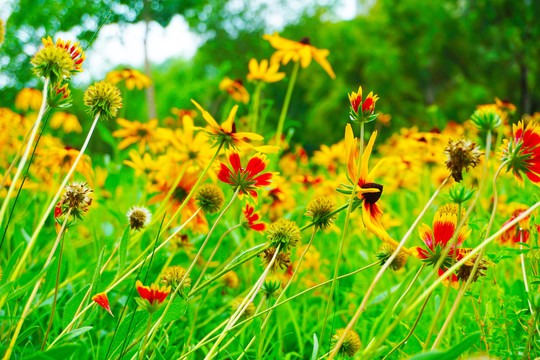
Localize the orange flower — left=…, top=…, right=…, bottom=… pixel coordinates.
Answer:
left=112, top=118, right=166, bottom=154
left=136, top=280, right=171, bottom=313
left=92, top=292, right=114, bottom=317
left=106, top=68, right=151, bottom=90
left=263, top=32, right=335, bottom=79
left=15, top=88, right=43, bottom=112
left=219, top=77, right=250, bottom=104
left=500, top=120, right=540, bottom=186
left=348, top=86, right=379, bottom=123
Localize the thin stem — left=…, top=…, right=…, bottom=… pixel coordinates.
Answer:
left=392, top=264, right=425, bottom=314
left=2, top=208, right=71, bottom=360
left=328, top=176, right=449, bottom=360
left=138, top=313, right=153, bottom=360
left=251, top=82, right=263, bottom=133
left=321, top=122, right=365, bottom=345
left=0, top=78, right=49, bottom=228
left=275, top=61, right=299, bottom=148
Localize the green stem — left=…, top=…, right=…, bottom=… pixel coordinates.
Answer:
left=138, top=313, right=153, bottom=360
left=275, top=61, right=299, bottom=148
left=251, top=81, right=263, bottom=133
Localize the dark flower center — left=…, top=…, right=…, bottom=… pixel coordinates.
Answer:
left=173, top=187, right=188, bottom=202
left=299, top=37, right=311, bottom=45
left=361, top=182, right=383, bottom=204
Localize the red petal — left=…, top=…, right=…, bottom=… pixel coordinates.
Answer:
left=228, top=152, right=242, bottom=173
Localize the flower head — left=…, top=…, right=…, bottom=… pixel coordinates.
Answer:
left=500, top=121, right=540, bottom=186
left=106, top=68, right=151, bottom=90
left=263, top=32, right=335, bottom=79
left=448, top=183, right=475, bottom=205
left=498, top=206, right=534, bottom=245
left=348, top=86, right=379, bottom=123
left=196, top=183, right=225, bottom=214
left=126, top=206, right=152, bottom=231
left=50, top=112, right=82, bottom=134
left=330, top=329, right=361, bottom=358
left=219, top=77, right=250, bottom=104
left=455, top=249, right=489, bottom=283
left=230, top=297, right=256, bottom=318
left=113, top=118, right=165, bottom=153
left=191, top=100, right=278, bottom=152
left=218, top=152, right=273, bottom=201
left=92, top=292, right=114, bottom=317
left=266, top=218, right=301, bottom=251
left=470, top=106, right=501, bottom=131
left=135, top=280, right=171, bottom=313
left=57, top=182, right=93, bottom=220
left=47, top=81, right=72, bottom=108
left=222, top=271, right=239, bottom=289
left=0, top=19, right=4, bottom=46
left=247, top=58, right=286, bottom=83
left=305, top=197, right=337, bottom=230
left=444, top=138, right=482, bottom=182
left=259, top=247, right=291, bottom=272
left=161, top=265, right=191, bottom=292
left=31, top=36, right=85, bottom=84
left=376, top=243, right=408, bottom=271
left=261, top=277, right=282, bottom=297
left=15, top=88, right=43, bottom=112
left=242, top=204, right=266, bottom=231
left=84, top=81, right=122, bottom=121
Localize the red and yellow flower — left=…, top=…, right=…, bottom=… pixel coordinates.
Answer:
left=242, top=204, right=266, bottom=231
left=498, top=206, right=536, bottom=245
left=42, top=36, right=86, bottom=73
left=135, top=280, right=171, bottom=313
left=500, top=120, right=540, bottom=186
left=348, top=86, right=379, bottom=123
left=218, top=152, right=273, bottom=201
left=219, top=77, right=250, bottom=104
left=263, top=32, right=335, bottom=79
left=92, top=292, right=114, bottom=317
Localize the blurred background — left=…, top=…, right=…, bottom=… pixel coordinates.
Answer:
left=0, top=0, right=538, bottom=148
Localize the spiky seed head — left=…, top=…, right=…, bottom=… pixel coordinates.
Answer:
left=58, top=182, right=93, bottom=219
left=330, top=329, right=361, bottom=358
left=230, top=297, right=255, bottom=318
left=31, top=45, right=74, bottom=84
left=376, top=243, right=408, bottom=271
left=444, top=138, right=482, bottom=182
left=196, top=183, right=225, bottom=214
left=470, top=107, right=502, bottom=131
left=83, top=81, right=122, bottom=121
left=261, top=276, right=282, bottom=297
left=126, top=206, right=152, bottom=231
left=258, top=247, right=291, bottom=272
left=267, top=218, right=301, bottom=250
left=161, top=265, right=191, bottom=291
left=305, top=197, right=337, bottom=229
left=448, top=183, right=475, bottom=205
left=456, top=250, right=489, bottom=283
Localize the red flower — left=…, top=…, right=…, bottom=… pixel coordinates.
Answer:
left=136, top=280, right=171, bottom=313
left=92, top=292, right=114, bottom=317
left=500, top=121, right=540, bottom=186
left=54, top=201, right=62, bottom=219
left=499, top=207, right=537, bottom=245
left=348, top=86, right=379, bottom=122
left=243, top=204, right=266, bottom=231
left=218, top=152, right=273, bottom=201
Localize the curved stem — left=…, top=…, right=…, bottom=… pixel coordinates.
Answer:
left=275, top=61, right=299, bottom=148
left=392, top=264, right=425, bottom=314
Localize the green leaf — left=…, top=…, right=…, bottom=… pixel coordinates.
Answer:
left=23, top=344, right=80, bottom=360
left=160, top=296, right=188, bottom=324
left=1, top=261, right=54, bottom=302
left=118, top=225, right=130, bottom=275
left=409, top=331, right=481, bottom=360
left=62, top=285, right=91, bottom=328
left=92, top=247, right=106, bottom=293
left=55, top=326, right=93, bottom=345
left=310, top=334, right=319, bottom=360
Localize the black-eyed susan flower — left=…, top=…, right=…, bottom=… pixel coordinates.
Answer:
left=348, top=86, right=379, bottom=123
left=126, top=206, right=152, bottom=231
left=267, top=218, right=301, bottom=251
left=247, top=58, right=286, bottom=83
left=106, top=68, right=151, bottom=90
left=495, top=97, right=517, bottom=112
left=123, top=150, right=159, bottom=177
left=342, top=124, right=408, bottom=253
left=263, top=32, right=335, bottom=79
left=219, top=77, right=250, bottom=104
left=217, top=152, right=273, bottom=201
left=413, top=204, right=470, bottom=288
left=47, top=81, right=72, bottom=109
left=31, top=36, right=85, bottom=84
left=112, top=118, right=165, bottom=154
left=161, top=265, right=191, bottom=291
left=330, top=329, right=361, bottom=358
left=500, top=120, right=540, bottom=186
left=196, top=183, right=225, bottom=214
left=305, top=197, right=337, bottom=230
left=444, top=138, right=482, bottom=182
left=15, top=88, right=43, bottom=112
left=50, top=112, right=82, bottom=133
left=191, top=100, right=278, bottom=152
left=92, top=292, right=113, bottom=317
left=242, top=204, right=266, bottom=231
left=135, top=280, right=171, bottom=314
left=83, top=81, right=122, bottom=121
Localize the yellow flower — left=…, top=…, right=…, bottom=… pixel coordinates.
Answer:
left=84, top=81, right=122, bottom=120
left=219, top=77, right=250, bottom=104
left=31, top=36, right=85, bottom=84
left=313, top=141, right=347, bottom=174
left=123, top=150, right=161, bottom=177
left=106, top=68, right=152, bottom=90
left=263, top=32, right=335, bottom=79
left=50, top=112, right=82, bottom=133
left=36, top=145, right=94, bottom=185
left=112, top=118, right=166, bottom=154
left=247, top=59, right=285, bottom=83
left=15, top=88, right=43, bottom=112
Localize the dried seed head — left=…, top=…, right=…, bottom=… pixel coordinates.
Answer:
left=456, top=249, right=489, bottom=283
left=267, top=218, right=301, bottom=250
left=259, top=247, right=291, bottom=272
left=83, top=81, right=122, bottom=121
left=330, top=329, right=361, bottom=358
left=126, top=206, right=152, bottom=231
left=161, top=265, right=191, bottom=291
left=305, top=197, right=337, bottom=230
left=444, top=138, right=482, bottom=182
left=59, top=182, right=93, bottom=219
left=376, top=243, right=408, bottom=271
left=230, top=297, right=255, bottom=318
left=196, top=183, right=225, bottom=214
